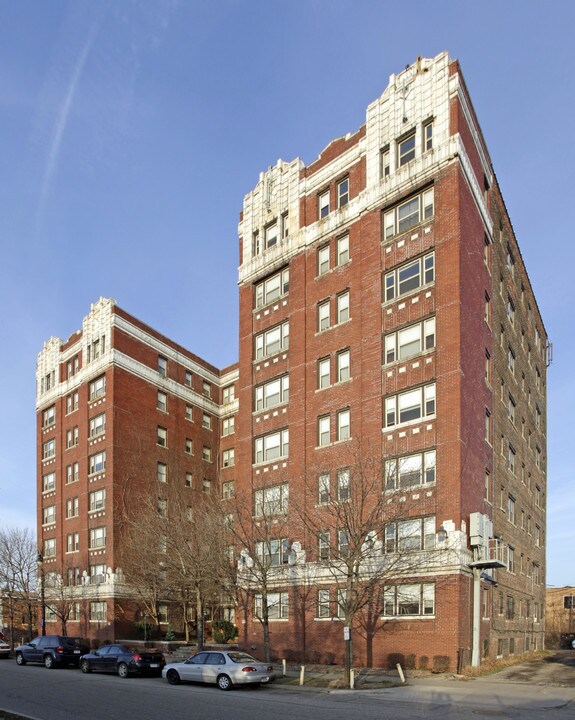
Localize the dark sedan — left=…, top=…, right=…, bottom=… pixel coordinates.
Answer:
left=80, top=644, right=165, bottom=678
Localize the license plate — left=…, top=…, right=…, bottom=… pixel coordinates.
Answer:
left=261, top=677, right=269, bottom=683
left=74, top=650, right=80, bottom=654
left=150, top=663, right=159, bottom=668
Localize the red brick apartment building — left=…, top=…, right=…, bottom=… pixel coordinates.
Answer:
left=37, top=52, right=548, bottom=669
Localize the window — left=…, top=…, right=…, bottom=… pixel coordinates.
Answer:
left=158, top=356, right=167, bottom=377
left=506, top=595, right=515, bottom=620
left=264, top=222, right=278, bottom=250
left=252, top=231, right=260, bottom=256
left=398, top=131, right=416, bottom=166
left=202, top=413, right=211, bottom=430
left=508, top=346, right=516, bottom=375
left=89, top=413, right=106, bottom=438
left=185, top=437, right=193, bottom=454
left=337, top=235, right=349, bottom=265
left=507, top=296, right=515, bottom=326
left=90, top=602, right=107, bottom=622
left=222, top=449, right=235, bottom=467
left=337, top=177, right=349, bottom=208
left=157, top=426, right=167, bottom=447
left=508, top=496, right=516, bottom=524
left=319, top=190, right=330, bottom=219
left=65, top=497, right=78, bottom=518
left=318, top=358, right=330, bottom=389
left=222, top=417, right=235, bottom=436
left=508, top=395, right=516, bottom=425
left=338, top=530, right=350, bottom=557
left=317, top=589, right=330, bottom=618
left=87, top=336, right=105, bottom=362
left=66, top=354, right=79, bottom=378
left=66, top=426, right=79, bottom=448
left=384, top=252, right=434, bottom=301
left=383, top=189, right=434, bottom=240
left=318, top=300, right=330, bottom=331
left=157, top=462, right=167, bottom=483
left=385, top=516, right=435, bottom=552
left=254, top=483, right=289, bottom=517
left=337, top=468, right=350, bottom=501
left=185, top=404, right=193, bottom=421
left=157, top=391, right=167, bottom=412
left=384, top=383, right=436, bottom=427
left=89, top=489, right=106, bottom=512
left=90, top=564, right=106, bottom=583
left=202, top=446, right=211, bottom=462
left=89, top=451, right=106, bottom=474
left=255, top=592, right=289, bottom=620
left=384, top=317, right=435, bottom=363
left=282, top=212, right=289, bottom=239
left=90, top=527, right=106, bottom=549
left=337, top=291, right=350, bottom=324
left=383, top=583, right=435, bottom=616
left=185, top=472, right=193, bottom=488
left=337, top=409, right=350, bottom=441
left=380, top=145, right=390, bottom=178
left=202, top=381, right=211, bottom=398
left=423, top=120, right=433, bottom=151
left=256, top=538, right=289, bottom=567
left=336, top=589, right=347, bottom=619
left=535, top=484, right=542, bottom=507
left=484, top=236, right=492, bottom=270
left=255, top=320, right=289, bottom=359
left=43, top=439, right=56, bottom=460
left=535, top=524, right=541, bottom=547
left=318, top=415, right=330, bottom=447
left=385, top=450, right=436, bottom=490
left=255, top=267, right=289, bottom=308
left=485, top=292, right=492, bottom=327
left=66, top=532, right=79, bottom=553
left=43, top=406, right=55, bottom=428
left=254, top=429, right=289, bottom=464
left=485, top=410, right=492, bottom=444
left=43, top=472, right=56, bottom=492
left=222, top=481, right=235, bottom=499
left=185, top=370, right=193, bottom=388
left=90, top=375, right=106, bottom=400
left=318, top=474, right=330, bottom=504
left=66, top=391, right=79, bottom=414
left=508, top=445, right=516, bottom=476
left=336, top=349, right=350, bottom=382
left=43, top=538, right=56, bottom=558
left=318, top=245, right=330, bottom=275
left=318, top=531, right=330, bottom=560
left=43, top=505, right=56, bottom=525
left=255, top=374, right=289, bottom=410
left=485, top=469, right=491, bottom=502
left=485, top=351, right=492, bottom=385
left=222, top=385, right=235, bottom=403
left=157, top=498, right=167, bottom=516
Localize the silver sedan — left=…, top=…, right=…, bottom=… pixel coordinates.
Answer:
left=162, top=650, right=275, bottom=690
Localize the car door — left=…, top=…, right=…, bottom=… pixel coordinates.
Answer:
left=180, top=653, right=207, bottom=682
left=26, top=638, right=43, bottom=663
left=201, top=653, right=226, bottom=684
left=91, top=646, right=110, bottom=671
left=103, top=645, right=123, bottom=673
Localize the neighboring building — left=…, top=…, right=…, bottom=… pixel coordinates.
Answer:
left=0, top=589, right=37, bottom=645
left=36, top=52, right=548, bottom=668
left=36, top=298, right=238, bottom=643
left=234, top=52, right=548, bottom=670
left=545, top=586, right=575, bottom=648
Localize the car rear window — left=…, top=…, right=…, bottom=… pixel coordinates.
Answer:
left=227, top=653, right=258, bottom=663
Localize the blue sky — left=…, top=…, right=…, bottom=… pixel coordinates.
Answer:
left=1, top=0, right=573, bottom=587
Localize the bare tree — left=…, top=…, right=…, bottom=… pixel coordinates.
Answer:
left=0, top=527, right=37, bottom=645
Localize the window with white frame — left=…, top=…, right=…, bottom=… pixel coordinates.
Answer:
left=157, top=426, right=167, bottom=447
left=90, top=527, right=106, bottom=549
left=316, top=532, right=330, bottom=561
left=89, top=489, right=106, bottom=512
left=222, top=480, right=235, bottom=499
left=255, top=592, right=289, bottom=620
left=318, top=300, right=330, bottom=331
left=157, top=462, right=167, bottom=483
left=317, top=589, right=330, bottom=618
left=319, top=190, right=330, bottom=219
left=384, top=383, right=436, bottom=427
left=337, top=408, right=350, bottom=441
left=318, top=415, right=330, bottom=447
left=203, top=381, right=211, bottom=398
left=337, top=349, right=350, bottom=382
left=336, top=589, right=347, bottom=619
left=384, top=252, right=434, bottom=301
left=43, top=472, right=56, bottom=492
left=90, top=375, right=106, bottom=400
left=43, top=505, right=56, bottom=525
left=507, top=296, right=515, bottom=326
left=318, top=357, right=330, bottom=389
left=43, top=438, right=56, bottom=460
left=255, top=267, right=289, bottom=308
left=158, top=356, right=167, bottom=377
left=384, top=317, right=435, bottom=364
left=383, top=583, right=435, bottom=616
left=66, top=391, right=79, bottom=414
left=254, top=483, right=288, bottom=517
left=66, top=497, right=78, bottom=518
left=90, top=601, right=107, bottom=622
left=255, top=321, right=289, bottom=359
left=337, top=468, right=350, bottom=501
left=202, top=446, right=211, bottom=462
left=384, top=450, right=436, bottom=490
left=337, top=291, right=350, bottom=324
left=222, top=449, right=235, bottom=467
left=89, top=451, right=106, bottom=474
left=384, top=516, right=435, bottom=553
left=222, top=385, right=235, bottom=403
left=185, top=370, right=193, bottom=388
left=337, top=177, right=349, bottom=208
left=66, top=532, right=79, bottom=553
left=264, top=221, right=278, bottom=250
left=337, top=235, right=349, bottom=265
left=318, top=245, right=330, bottom=275
left=202, top=413, right=211, bottom=430
left=185, top=472, right=193, bottom=488
left=222, top=417, right=235, bottom=436
left=338, top=530, right=350, bottom=557
left=157, top=391, right=167, bottom=412
left=383, top=189, right=434, bottom=239
left=507, top=495, right=516, bottom=524
left=423, top=120, right=433, bottom=151
left=508, top=394, right=516, bottom=425
left=157, top=498, right=167, bottom=516
left=254, top=429, right=289, bottom=464
left=508, top=346, right=516, bottom=375
left=185, top=404, right=193, bottom=422
left=66, top=426, right=79, bottom=448
left=90, top=564, right=106, bottom=583
left=256, top=538, right=289, bottom=567
left=44, top=538, right=56, bottom=558
left=87, top=336, right=105, bottom=362
left=255, top=374, right=289, bottom=411
left=43, top=406, right=55, bottom=428
left=508, top=445, right=516, bottom=475
left=89, top=413, right=106, bottom=438
left=398, top=131, right=416, bottom=166
left=185, top=437, right=193, bottom=454
left=318, top=474, right=330, bottom=504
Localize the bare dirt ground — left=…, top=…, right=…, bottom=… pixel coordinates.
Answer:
left=480, top=650, right=575, bottom=687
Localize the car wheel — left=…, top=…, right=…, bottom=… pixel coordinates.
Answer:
left=80, top=660, right=91, bottom=674
left=44, top=655, right=55, bottom=669
left=217, top=674, right=232, bottom=691
left=166, top=669, right=181, bottom=685
left=16, top=653, right=26, bottom=666
left=118, top=662, right=129, bottom=678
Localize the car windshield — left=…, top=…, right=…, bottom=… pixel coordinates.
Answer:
left=227, top=653, right=259, bottom=664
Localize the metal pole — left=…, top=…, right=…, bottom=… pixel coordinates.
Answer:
left=37, top=552, right=46, bottom=636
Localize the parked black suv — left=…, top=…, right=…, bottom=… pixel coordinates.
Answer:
left=15, top=636, right=89, bottom=668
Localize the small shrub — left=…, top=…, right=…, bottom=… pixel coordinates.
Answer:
left=433, top=655, right=450, bottom=673
left=405, top=654, right=416, bottom=670
left=211, top=620, right=238, bottom=644
left=419, top=655, right=429, bottom=670
left=387, top=653, right=405, bottom=670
